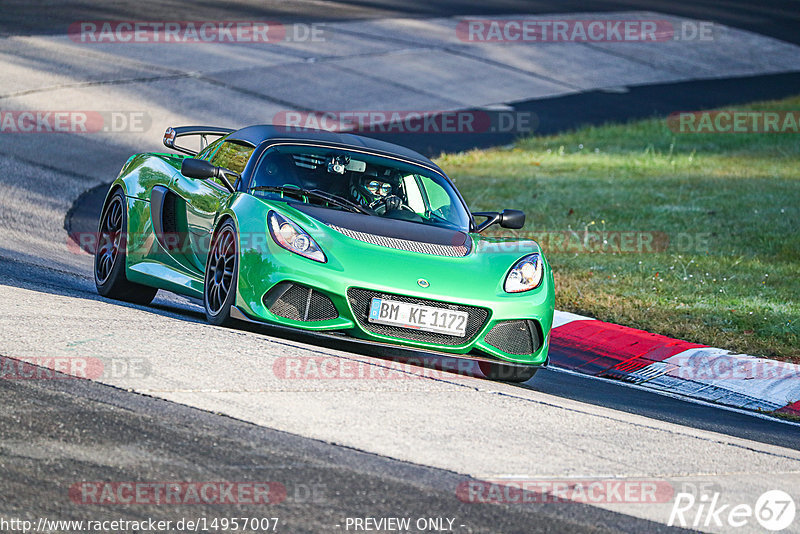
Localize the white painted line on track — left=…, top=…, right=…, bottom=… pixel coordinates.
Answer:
left=549, top=366, right=800, bottom=428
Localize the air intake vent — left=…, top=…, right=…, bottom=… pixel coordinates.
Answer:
left=484, top=321, right=542, bottom=355
left=263, top=283, right=338, bottom=322
left=329, top=225, right=470, bottom=257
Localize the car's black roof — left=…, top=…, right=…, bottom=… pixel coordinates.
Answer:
left=227, top=125, right=445, bottom=175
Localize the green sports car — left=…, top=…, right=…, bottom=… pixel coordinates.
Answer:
left=94, top=125, right=554, bottom=381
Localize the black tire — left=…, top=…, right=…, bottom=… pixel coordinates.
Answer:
left=204, top=220, right=239, bottom=326
left=479, top=361, right=538, bottom=383
left=94, top=189, right=158, bottom=305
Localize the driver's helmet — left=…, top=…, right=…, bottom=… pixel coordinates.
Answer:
left=350, top=169, right=392, bottom=207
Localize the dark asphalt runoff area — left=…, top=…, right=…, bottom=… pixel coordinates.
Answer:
left=4, top=361, right=701, bottom=534
left=2, top=361, right=691, bottom=534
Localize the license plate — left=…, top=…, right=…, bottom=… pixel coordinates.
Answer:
left=368, top=298, right=468, bottom=337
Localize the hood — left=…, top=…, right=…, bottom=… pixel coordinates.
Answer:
left=289, top=202, right=472, bottom=257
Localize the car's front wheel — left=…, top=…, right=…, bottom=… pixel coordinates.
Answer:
left=204, top=220, right=239, bottom=326
left=94, top=189, right=158, bottom=305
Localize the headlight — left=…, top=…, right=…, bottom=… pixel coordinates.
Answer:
left=504, top=253, right=543, bottom=293
left=268, top=211, right=326, bottom=263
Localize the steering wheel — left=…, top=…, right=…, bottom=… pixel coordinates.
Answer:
left=369, top=195, right=416, bottom=215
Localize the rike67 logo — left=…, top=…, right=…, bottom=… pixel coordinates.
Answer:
left=669, top=489, right=796, bottom=531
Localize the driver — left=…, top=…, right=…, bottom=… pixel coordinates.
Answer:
left=350, top=170, right=401, bottom=212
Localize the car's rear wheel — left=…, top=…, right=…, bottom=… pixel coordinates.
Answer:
left=204, top=220, right=238, bottom=326
left=479, top=361, right=538, bottom=383
left=94, top=189, right=158, bottom=305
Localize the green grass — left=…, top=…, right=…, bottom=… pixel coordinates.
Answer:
left=437, top=96, right=800, bottom=362
left=774, top=411, right=800, bottom=423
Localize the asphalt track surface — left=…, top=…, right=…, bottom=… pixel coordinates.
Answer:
left=368, top=72, right=800, bottom=156
left=4, top=0, right=800, bottom=158
left=3, top=362, right=687, bottom=534
left=3, top=1, right=800, bottom=532
left=3, top=0, right=799, bottom=45
left=4, top=255, right=800, bottom=452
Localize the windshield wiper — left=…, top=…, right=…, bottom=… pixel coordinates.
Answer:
left=307, top=189, right=371, bottom=215
left=250, top=186, right=370, bottom=215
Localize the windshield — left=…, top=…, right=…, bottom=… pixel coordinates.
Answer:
left=249, top=144, right=471, bottom=231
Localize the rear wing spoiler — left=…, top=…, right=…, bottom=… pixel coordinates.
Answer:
left=163, top=126, right=235, bottom=156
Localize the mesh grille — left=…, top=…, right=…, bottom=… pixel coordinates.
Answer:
left=329, top=225, right=470, bottom=257
left=161, top=193, right=184, bottom=252
left=484, top=320, right=542, bottom=355
left=347, top=288, right=488, bottom=346
left=264, top=283, right=338, bottom=322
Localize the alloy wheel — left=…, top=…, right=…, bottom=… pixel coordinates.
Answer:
left=95, top=196, right=123, bottom=284
left=206, top=226, right=236, bottom=314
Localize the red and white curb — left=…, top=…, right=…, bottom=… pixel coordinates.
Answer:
left=549, top=311, right=800, bottom=416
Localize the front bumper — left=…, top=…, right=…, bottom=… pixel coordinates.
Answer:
left=235, top=249, right=554, bottom=366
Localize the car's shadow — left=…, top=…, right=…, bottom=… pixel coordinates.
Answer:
left=0, top=248, right=499, bottom=379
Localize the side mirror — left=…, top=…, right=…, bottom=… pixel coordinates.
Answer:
left=499, top=209, right=525, bottom=229
left=473, top=209, right=526, bottom=232
left=181, top=158, right=237, bottom=193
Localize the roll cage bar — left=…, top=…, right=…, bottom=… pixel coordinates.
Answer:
left=163, top=126, right=235, bottom=156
